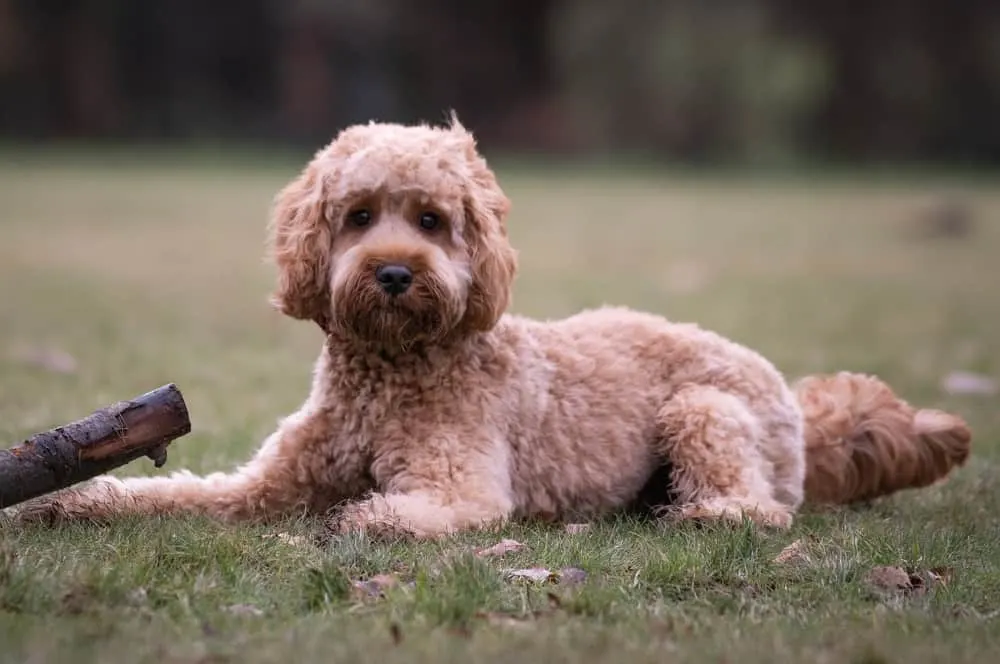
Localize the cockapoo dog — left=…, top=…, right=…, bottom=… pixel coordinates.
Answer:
left=10, top=116, right=972, bottom=536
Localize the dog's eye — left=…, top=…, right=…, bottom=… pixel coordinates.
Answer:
left=347, top=209, right=372, bottom=228
left=418, top=212, right=440, bottom=231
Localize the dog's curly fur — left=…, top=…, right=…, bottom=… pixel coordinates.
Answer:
left=9, top=116, right=972, bottom=536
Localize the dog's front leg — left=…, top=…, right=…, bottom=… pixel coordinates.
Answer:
left=330, top=438, right=514, bottom=539
left=331, top=490, right=513, bottom=539
left=10, top=404, right=364, bottom=526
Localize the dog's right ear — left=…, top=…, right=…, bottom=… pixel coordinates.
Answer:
left=267, top=163, right=333, bottom=331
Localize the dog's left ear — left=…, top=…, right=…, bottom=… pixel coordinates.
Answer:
left=456, top=124, right=518, bottom=332
left=267, top=161, right=333, bottom=332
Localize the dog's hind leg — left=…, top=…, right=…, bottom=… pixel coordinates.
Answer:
left=654, top=384, right=793, bottom=529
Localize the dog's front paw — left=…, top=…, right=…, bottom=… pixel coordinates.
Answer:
left=9, top=495, right=70, bottom=526
left=661, top=500, right=793, bottom=530
left=8, top=477, right=126, bottom=526
left=326, top=495, right=417, bottom=541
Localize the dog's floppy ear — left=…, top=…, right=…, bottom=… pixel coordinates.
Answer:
left=267, top=162, right=333, bottom=332
left=455, top=121, right=518, bottom=332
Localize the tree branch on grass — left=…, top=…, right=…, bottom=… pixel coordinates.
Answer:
left=0, top=384, right=191, bottom=509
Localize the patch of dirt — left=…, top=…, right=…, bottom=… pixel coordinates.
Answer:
left=942, top=371, right=997, bottom=395
left=7, top=344, right=78, bottom=374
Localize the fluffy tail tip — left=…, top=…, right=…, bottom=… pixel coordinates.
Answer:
left=799, top=372, right=973, bottom=505
left=913, top=408, right=972, bottom=468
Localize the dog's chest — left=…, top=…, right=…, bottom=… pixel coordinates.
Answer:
left=337, top=379, right=457, bottom=488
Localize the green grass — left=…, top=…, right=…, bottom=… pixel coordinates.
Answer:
left=1, top=153, right=999, bottom=663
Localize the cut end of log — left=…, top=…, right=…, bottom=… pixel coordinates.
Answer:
left=76, top=383, right=191, bottom=464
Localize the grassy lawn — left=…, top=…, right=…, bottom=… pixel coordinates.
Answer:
left=1, top=153, right=999, bottom=663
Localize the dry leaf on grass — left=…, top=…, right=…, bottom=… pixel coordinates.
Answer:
left=504, top=567, right=558, bottom=584
left=564, top=523, right=591, bottom=535
left=476, top=611, right=539, bottom=629
left=914, top=566, right=953, bottom=589
left=475, top=538, right=526, bottom=557
left=865, top=566, right=914, bottom=593
left=864, top=565, right=951, bottom=598
left=942, top=371, right=997, bottom=395
left=351, top=574, right=400, bottom=600
left=503, top=567, right=587, bottom=585
left=59, top=587, right=95, bottom=615
left=224, top=603, right=264, bottom=617
left=926, top=566, right=954, bottom=585
left=125, top=587, right=149, bottom=607
left=476, top=591, right=570, bottom=628
left=263, top=532, right=313, bottom=548
left=773, top=539, right=810, bottom=565
left=558, top=567, right=588, bottom=585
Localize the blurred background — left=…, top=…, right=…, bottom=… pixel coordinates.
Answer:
left=2, top=0, right=1000, bottom=167
left=1, top=0, right=999, bottom=451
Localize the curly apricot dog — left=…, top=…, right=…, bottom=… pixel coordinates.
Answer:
left=10, top=116, right=972, bottom=536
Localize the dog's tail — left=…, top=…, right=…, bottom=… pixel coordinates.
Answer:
left=794, top=372, right=971, bottom=505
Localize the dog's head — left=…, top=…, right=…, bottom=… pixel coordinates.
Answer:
left=267, top=115, right=517, bottom=351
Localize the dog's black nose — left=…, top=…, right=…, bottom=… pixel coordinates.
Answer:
left=375, top=264, right=413, bottom=296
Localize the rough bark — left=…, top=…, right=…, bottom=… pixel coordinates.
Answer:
left=0, top=383, right=191, bottom=509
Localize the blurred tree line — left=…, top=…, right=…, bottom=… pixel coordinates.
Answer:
left=1, top=0, right=998, bottom=164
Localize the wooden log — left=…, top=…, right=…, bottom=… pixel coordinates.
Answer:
left=0, top=383, right=191, bottom=509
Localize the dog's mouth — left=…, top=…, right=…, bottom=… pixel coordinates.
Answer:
left=332, top=271, right=463, bottom=349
